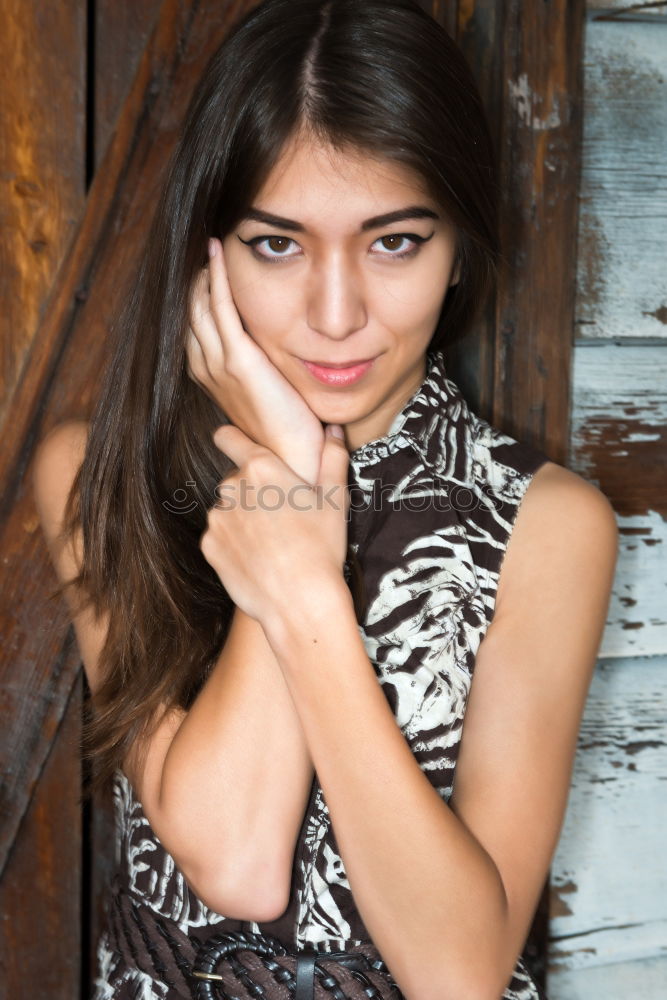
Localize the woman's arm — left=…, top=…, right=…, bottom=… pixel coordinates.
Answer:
left=208, top=427, right=617, bottom=1000
left=32, top=420, right=314, bottom=920
left=125, top=605, right=314, bottom=921
left=125, top=245, right=334, bottom=913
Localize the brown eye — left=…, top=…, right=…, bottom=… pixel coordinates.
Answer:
left=267, top=237, right=291, bottom=253
left=371, top=233, right=431, bottom=259
left=237, top=234, right=301, bottom=261
left=381, top=235, right=405, bottom=251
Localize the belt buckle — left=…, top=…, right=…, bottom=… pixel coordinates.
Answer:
left=192, top=930, right=288, bottom=997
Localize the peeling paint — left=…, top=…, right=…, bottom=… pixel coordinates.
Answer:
left=550, top=657, right=667, bottom=977
left=508, top=73, right=563, bottom=130
left=643, top=304, right=667, bottom=325
left=575, top=21, right=667, bottom=339
left=625, top=432, right=661, bottom=443
left=548, top=946, right=597, bottom=969
left=551, top=888, right=575, bottom=918
left=571, top=343, right=667, bottom=519
left=623, top=739, right=666, bottom=755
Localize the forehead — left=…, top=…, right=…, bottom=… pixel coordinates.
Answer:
left=251, top=134, right=435, bottom=229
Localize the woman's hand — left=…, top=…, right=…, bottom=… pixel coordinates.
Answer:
left=200, top=423, right=351, bottom=629
left=186, top=238, right=325, bottom=485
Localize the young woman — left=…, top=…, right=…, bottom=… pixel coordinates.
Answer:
left=32, top=1, right=618, bottom=998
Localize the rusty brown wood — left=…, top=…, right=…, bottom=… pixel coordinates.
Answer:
left=0, top=0, right=262, bottom=881
left=0, top=1, right=86, bottom=982
left=454, top=0, right=585, bottom=465
left=87, top=778, right=117, bottom=989
left=87, top=0, right=164, bottom=968
left=493, top=0, right=585, bottom=463
left=417, top=0, right=458, bottom=35
left=0, top=0, right=86, bottom=429
left=0, top=675, right=82, bottom=997
left=0, top=0, right=259, bottom=514
left=94, top=0, right=163, bottom=168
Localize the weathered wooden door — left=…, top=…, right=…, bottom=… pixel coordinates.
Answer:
left=546, top=3, right=667, bottom=995
left=1, top=1, right=663, bottom=997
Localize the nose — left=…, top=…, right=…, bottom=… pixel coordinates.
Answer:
left=306, top=251, right=367, bottom=340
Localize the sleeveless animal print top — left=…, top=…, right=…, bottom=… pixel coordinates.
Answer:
left=94, top=350, right=550, bottom=1000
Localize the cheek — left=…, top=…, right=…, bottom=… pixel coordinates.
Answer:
left=372, top=261, right=451, bottom=335
left=223, top=254, right=299, bottom=344
left=230, top=281, right=278, bottom=341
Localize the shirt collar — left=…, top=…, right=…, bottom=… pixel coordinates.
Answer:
left=348, top=349, right=468, bottom=473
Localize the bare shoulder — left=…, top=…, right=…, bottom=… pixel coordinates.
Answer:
left=449, top=461, right=619, bottom=959
left=496, top=460, right=619, bottom=610
left=32, top=420, right=109, bottom=693
left=32, top=420, right=90, bottom=543
left=521, top=459, right=617, bottom=529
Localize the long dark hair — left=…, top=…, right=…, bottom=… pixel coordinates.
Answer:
left=57, top=0, right=500, bottom=788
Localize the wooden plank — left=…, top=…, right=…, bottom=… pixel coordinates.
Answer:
left=570, top=341, right=667, bottom=657
left=455, top=0, right=585, bottom=463
left=0, top=0, right=86, bottom=428
left=447, top=0, right=504, bottom=422
left=88, top=1, right=163, bottom=974
left=570, top=342, right=667, bottom=519
left=0, top=527, right=83, bottom=878
left=491, top=0, right=585, bottom=462
left=94, top=0, right=163, bottom=168
left=87, top=784, right=117, bottom=989
left=547, top=655, right=667, bottom=978
left=0, top=0, right=262, bottom=882
left=548, top=955, right=667, bottom=1000
left=588, top=0, right=667, bottom=18
left=575, top=18, right=667, bottom=340
left=0, top=0, right=259, bottom=508
left=603, top=511, right=667, bottom=658
left=0, top=674, right=82, bottom=997
left=416, top=0, right=458, bottom=36
left=556, top=16, right=667, bottom=995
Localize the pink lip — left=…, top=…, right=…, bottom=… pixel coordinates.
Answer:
left=301, top=357, right=376, bottom=386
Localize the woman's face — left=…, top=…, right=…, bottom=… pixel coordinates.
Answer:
left=222, top=133, right=459, bottom=451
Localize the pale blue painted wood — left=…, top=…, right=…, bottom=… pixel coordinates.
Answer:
left=548, top=955, right=667, bottom=1000
left=547, top=655, right=667, bottom=992
left=575, top=17, right=667, bottom=339
left=549, top=11, right=667, bottom=993
left=570, top=341, right=667, bottom=657
left=589, top=0, right=666, bottom=15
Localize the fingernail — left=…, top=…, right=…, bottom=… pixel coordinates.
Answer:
left=327, top=424, right=345, bottom=440
left=208, top=238, right=217, bottom=259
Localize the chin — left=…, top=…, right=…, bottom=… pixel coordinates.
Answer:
left=304, top=393, right=367, bottom=424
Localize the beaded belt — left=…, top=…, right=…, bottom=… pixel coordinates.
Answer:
left=192, top=929, right=401, bottom=1000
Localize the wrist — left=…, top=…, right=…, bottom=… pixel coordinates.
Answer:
left=261, top=572, right=356, bottom=657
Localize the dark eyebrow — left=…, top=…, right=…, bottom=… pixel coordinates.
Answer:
left=361, top=207, right=440, bottom=231
left=242, top=205, right=440, bottom=233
